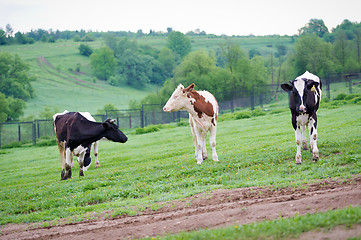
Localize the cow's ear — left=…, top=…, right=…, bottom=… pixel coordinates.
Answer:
left=281, top=83, right=293, bottom=92
left=103, top=122, right=110, bottom=129
left=183, top=83, right=195, bottom=93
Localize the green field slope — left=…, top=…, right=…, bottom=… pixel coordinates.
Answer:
left=0, top=40, right=157, bottom=117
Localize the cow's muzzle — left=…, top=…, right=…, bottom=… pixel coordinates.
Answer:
left=299, top=105, right=307, bottom=113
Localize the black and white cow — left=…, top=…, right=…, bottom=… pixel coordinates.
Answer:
left=281, top=71, right=322, bottom=164
left=53, top=111, right=128, bottom=180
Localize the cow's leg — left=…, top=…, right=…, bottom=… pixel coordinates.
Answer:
left=295, top=126, right=302, bottom=164
left=189, top=115, right=199, bottom=161
left=78, top=152, right=85, bottom=177
left=57, top=140, right=67, bottom=180
left=93, top=141, right=100, bottom=168
left=309, top=115, right=319, bottom=162
left=194, top=127, right=205, bottom=165
left=202, top=134, right=207, bottom=160
left=62, top=147, right=73, bottom=180
left=209, top=125, right=218, bottom=162
left=300, top=125, right=308, bottom=151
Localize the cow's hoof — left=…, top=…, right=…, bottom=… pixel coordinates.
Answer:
left=61, top=169, right=65, bottom=180
left=295, top=162, right=302, bottom=165
left=312, top=158, right=318, bottom=163
left=302, top=142, right=309, bottom=151
left=196, top=160, right=203, bottom=165
left=96, top=163, right=100, bottom=168
left=79, top=171, right=84, bottom=177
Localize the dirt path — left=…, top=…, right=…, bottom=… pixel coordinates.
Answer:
left=36, top=56, right=101, bottom=90
left=1, top=176, right=361, bottom=240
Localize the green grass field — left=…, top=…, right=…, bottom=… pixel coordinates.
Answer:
left=0, top=102, right=360, bottom=228
left=0, top=40, right=157, bottom=117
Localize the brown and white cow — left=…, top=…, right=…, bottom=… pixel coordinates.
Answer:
left=163, top=83, right=219, bottom=164
left=281, top=71, right=322, bottom=164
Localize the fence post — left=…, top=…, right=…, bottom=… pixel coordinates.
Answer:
left=37, top=120, right=40, bottom=138
left=140, top=106, right=144, bottom=128
left=250, top=86, right=255, bottom=110
left=129, top=114, right=132, bottom=129
left=18, top=123, right=21, bottom=142
left=32, top=122, right=36, bottom=145
left=349, top=77, right=352, bottom=94
left=326, top=80, right=331, bottom=99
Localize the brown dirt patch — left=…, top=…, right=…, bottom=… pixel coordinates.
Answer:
left=1, top=176, right=361, bottom=240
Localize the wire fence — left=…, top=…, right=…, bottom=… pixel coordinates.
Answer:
left=1, top=72, right=360, bottom=147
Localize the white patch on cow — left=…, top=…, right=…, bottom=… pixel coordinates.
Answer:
left=293, top=79, right=306, bottom=109
left=78, top=112, right=100, bottom=171
left=296, top=114, right=309, bottom=126
left=73, top=145, right=87, bottom=156
left=52, top=110, right=69, bottom=121
left=79, top=112, right=95, bottom=122
left=65, top=147, right=73, bottom=167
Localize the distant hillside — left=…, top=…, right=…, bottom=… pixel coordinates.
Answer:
left=0, top=35, right=294, bottom=118
left=0, top=40, right=157, bottom=117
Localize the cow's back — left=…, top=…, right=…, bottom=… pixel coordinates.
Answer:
left=54, top=112, right=78, bottom=142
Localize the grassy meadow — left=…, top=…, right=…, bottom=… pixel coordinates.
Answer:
left=0, top=40, right=157, bottom=117
left=0, top=101, right=360, bottom=227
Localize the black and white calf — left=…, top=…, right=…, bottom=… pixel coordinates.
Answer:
left=53, top=111, right=128, bottom=180
left=281, top=71, right=322, bottom=164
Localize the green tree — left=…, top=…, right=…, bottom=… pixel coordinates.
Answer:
left=0, top=30, right=7, bottom=45
left=299, top=19, right=329, bottom=38
left=6, top=97, right=25, bottom=121
left=0, top=92, right=9, bottom=122
left=96, top=103, right=118, bottom=115
left=158, top=47, right=176, bottom=79
left=174, top=50, right=219, bottom=92
left=78, top=44, right=93, bottom=56
left=167, top=31, right=191, bottom=58
left=333, top=29, right=348, bottom=68
left=117, top=49, right=153, bottom=87
left=0, top=52, right=35, bottom=100
left=90, top=47, right=116, bottom=80
left=219, top=40, right=246, bottom=73
left=294, top=34, right=333, bottom=77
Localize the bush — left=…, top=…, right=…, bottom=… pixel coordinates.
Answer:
left=333, top=93, right=347, bottom=100
left=78, top=44, right=93, bottom=57
left=135, top=125, right=160, bottom=135
left=352, top=97, right=361, bottom=104
left=344, top=94, right=360, bottom=101
left=177, top=120, right=189, bottom=127
left=235, top=111, right=251, bottom=119
left=251, top=108, right=266, bottom=117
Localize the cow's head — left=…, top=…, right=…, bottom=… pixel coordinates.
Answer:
left=163, top=83, right=195, bottom=112
left=102, top=119, right=128, bottom=143
left=281, top=78, right=320, bottom=114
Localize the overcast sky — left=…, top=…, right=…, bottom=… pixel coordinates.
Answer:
left=1, top=0, right=360, bottom=36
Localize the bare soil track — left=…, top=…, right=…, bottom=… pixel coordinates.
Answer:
left=1, top=176, right=361, bottom=240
